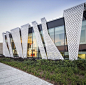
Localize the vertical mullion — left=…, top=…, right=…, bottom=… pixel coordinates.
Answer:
left=32, top=29, right=33, bottom=58
left=54, top=27, right=55, bottom=44
left=64, top=23, right=66, bottom=59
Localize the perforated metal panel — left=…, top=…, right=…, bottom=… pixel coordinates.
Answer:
left=2, top=33, right=10, bottom=57
left=11, top=28, right=23, bottom=57
left=32, top=21, right=47, bottom=59
left=41, top=18, right=64, bottom=60
left=64, top=4, right=84, bottom=60
left=21, top=24, right=30, bottom=58
left=6, top=31, right=13, bottom=57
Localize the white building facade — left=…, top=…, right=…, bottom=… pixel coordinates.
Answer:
left=2, top=3, right=86, bottom=60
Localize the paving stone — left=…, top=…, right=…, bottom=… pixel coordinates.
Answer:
left=0, top=63, right=53, bottom=85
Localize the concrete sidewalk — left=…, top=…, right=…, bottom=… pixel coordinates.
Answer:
left=0, top=63, right=53, bottom=85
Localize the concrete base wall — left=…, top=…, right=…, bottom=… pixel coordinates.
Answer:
left=0, top=43, right=3, bottom=54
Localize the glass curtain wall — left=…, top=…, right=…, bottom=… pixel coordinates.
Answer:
left=27, top=32, right=40, bottom=58
left=78, top=20, right=86, bottom=59
left=48, top=26, right=65, bottom=57
left=10, top=37, right=18, bottom=57
left=27, top=33, right=33, bottom=57
left=80, top=20, right=86, bottom=44
left=32, top=33, right=39, bottom=58
left=48, top=28, right=54, bottom=43
left=48, top=26, right=65, bottom=46
left=5, top=35, right=9, bottom=51
left=55, top=26, right=65, bottom=57
left=55, top=26, right=65, bottom=46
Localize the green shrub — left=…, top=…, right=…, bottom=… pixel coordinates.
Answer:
left=0, top=57, right=86, bottom=84
left=75, top=60, right=86, bottom=70
left=45, top=71, right=50, bottom=79
left=73, top=67, right=79, bottom=74
left=79, top=71, right=85, bottom=75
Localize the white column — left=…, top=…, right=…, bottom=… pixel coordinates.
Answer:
left=2, top=33, right=10, bottom=57
left=11, top=28, right=23, bottom=58
left=64, top=4, right=84, bottom=60
left=6, top=31, right=13, bottom=57
left=21, top=24, right=30, bottom=58
left=41, top=18, right=64, bottom=60
left=32, top=21, right=47, bottom=59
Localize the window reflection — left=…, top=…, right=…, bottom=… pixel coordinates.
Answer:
left=48, top=28, right=54, bottom=43
left=55, top=26, right=64, bottom=46
left=32, top=33, right=38, bottom=57
left=80, top=20, right=86, bottom=44
left=27, top=33, right=33, bottom=57
left=27, top=32, right=41, bottom=58
left=80, top=30, right=85, bottom=42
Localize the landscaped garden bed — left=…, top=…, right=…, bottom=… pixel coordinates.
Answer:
left=0, top=56, right=86, bottom=85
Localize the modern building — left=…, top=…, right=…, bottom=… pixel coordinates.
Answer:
left=2, top=3, right=86, bottom=60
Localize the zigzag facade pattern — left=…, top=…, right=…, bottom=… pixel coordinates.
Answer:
left=6, top=31, right=13, bottom=57
left=2, top=33, right=10, bottom=57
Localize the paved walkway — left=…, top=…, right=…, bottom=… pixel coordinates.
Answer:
left=0, top=63, right=53, bottom=85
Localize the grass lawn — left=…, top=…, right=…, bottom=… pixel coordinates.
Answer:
left=0, top=56, right=86, bottom=85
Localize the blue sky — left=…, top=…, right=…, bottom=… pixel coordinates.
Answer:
left=0, top=0, right=86, bottom=42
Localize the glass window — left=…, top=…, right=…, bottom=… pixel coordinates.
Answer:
left=33, top=33, right=38, bottom=48
left=48, top=28, right=54, bottom=42
left=40, top=31, right=45, bottom=45
left=82, top=20, right=86, bottom=26
left=59, top=33, right=64, bottom=40
left=80, top=30, right=85, bottom=42
left=32, top=33, right=38, bottom=58
left=11, top=38, right=18, bottom=57
left=27, top=33, right=33, bottom=57
left=80, top=20, right=86, bottom=44
left=55, top=26, right=65, bottom=46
